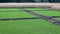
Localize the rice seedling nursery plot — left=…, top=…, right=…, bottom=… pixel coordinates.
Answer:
left=0, top=8, right=60, bottom=34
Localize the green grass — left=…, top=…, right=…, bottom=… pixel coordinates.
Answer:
left=0, top=19, right=60, bottom=34
left=0, top=12, right=35, bottom=18
left=32, top=10, right=60, bottom=16
left=25, top=8, right=60, bottom=16
left=54, top=18, right=60, bottom=20
left=0, top=8, right=60, bottom=34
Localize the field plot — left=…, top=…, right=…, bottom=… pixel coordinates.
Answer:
left=0, top=8, right=60, bottom=34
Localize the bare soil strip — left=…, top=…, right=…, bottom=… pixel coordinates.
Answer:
left=49, top=16, right=60, bottom=18
left=22, top=9, right=60, bottom=25
left=0, top=17, right=40, bottom=21
left=0, top=16, right=60, bottom=21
